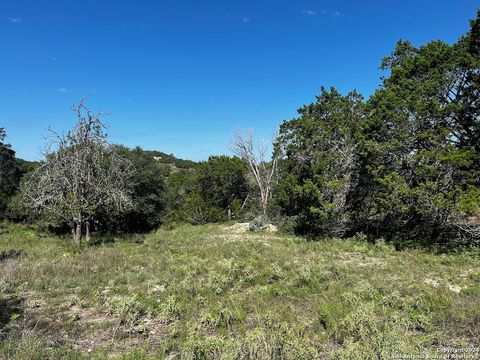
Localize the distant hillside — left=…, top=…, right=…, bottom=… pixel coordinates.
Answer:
left=16, top=158, right=39, bottom=175
left=139, top=150, right=197, bottom=169
left=16, top=148, right=198, bottom=172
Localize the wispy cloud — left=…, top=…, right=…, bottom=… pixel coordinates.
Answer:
left=242, top=16, right=250, bottom=23
left=8, top=17, right=23, bottom=23
left=301, top=10, right=317, bottom=16
left=301, top=9, right=340, bottom=17
left=195, top=148, right=213, bottom=155
left=57, top=87, right=69, bottom=93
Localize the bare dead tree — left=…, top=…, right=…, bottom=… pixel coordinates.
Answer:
left=229, top=128, right=278, bottom=217
left=22, top=98, right=133, bottom=246
left=451, top=214, right=480, bottom=244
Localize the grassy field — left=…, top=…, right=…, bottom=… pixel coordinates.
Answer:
left=0, top=222, right=479, bottom=359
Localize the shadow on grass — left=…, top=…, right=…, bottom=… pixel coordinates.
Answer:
left=87, top=233, right=146, bottom=247
left=0, top=250, right=26, bottom=263
left=87, top=235, right=116, bottom=247
left=0, top=297, right=22, bottom=332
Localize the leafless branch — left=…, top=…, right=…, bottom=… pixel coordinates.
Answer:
left=229, top=128, right=278, bottom=217
left=22, top=99, right=133, bottom=245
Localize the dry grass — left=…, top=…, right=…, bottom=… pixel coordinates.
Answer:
left=0, top=222, right=479, bottom=359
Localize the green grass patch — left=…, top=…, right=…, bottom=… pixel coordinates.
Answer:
left=0, top=222, right=479, bottom=358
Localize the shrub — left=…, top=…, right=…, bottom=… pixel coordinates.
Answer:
left=249, top=215, right=267, bottom=232
left=105, top=295, right=145, bottom=326
left=158, top=295, right=181, bottom=323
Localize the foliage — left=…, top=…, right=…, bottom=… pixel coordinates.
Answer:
left=165, top=156, right=249, bottom=224
left=355, top=12, right=480, bottom=243
left=0, top=129, right=22, bottom=219
left=275, top=87, right=364, bottom=236
left=249, top=215, right=268, bottom=231
left=98, top=146, right=168, bottom=233
left=190, top=155, right=249, bottom=222
left=273, top=11, right=480, bottom=244
left=164, top=169, right=196, bottom=223
left=105, top=294, right=145, bottom=326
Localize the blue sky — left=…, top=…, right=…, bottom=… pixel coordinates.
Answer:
left=1, top=1, right=478, bottom=161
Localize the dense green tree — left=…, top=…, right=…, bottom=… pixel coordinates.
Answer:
left=98, top=146, right=169, bottom=233
left=274, top=87, right=365, bottom=236
left=163, top=156, right=249, bottom=224
left=164, top=169, right=195, bottom=223
left=357, top=13, right=480, bottom=242
left=274, top=11, right=480, bottom=244
left=0, top=128, right=22, bottom=218
left=193, top=155, right=249, bottom=222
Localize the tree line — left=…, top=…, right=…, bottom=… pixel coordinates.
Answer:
left=0, top=10, right=479, bottom=247
left=274, top=11, right=480, bottom=245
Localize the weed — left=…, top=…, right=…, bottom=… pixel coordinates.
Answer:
left=105, top=295, right=145, bottom=326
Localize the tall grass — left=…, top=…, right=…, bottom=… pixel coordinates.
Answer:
left=0, top=222, right=479, bottom=359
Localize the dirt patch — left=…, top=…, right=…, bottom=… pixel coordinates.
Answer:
left=460, top=268, right=476, bottom=278
left=424, top=278, right=466, bottom=294
left=223, top=223, right=278, bottom=234
left=448, top=284, right=464, bottom=294
left=70, top=308, right=168, bottom=353
left=264, top=224, right=278, bottom=232
left=424, top=278, right=441, bottom=287
left=338, top=253, right=386, bottom=268
left=212, top=233, right=282, bottom=246
left=224, top=223, right=250, bottom=233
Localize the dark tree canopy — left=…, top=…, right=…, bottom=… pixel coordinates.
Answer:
left=273, top=11, right=480, bottom=244
left=0, top=128, right=22, bottom=218
left=194, top=155, right=249, bottom=221
left=358, top=13, right=480, bottom=242
left=167, top=155, right=249, bottom=224
left=98, top=145, right=168, bottom=233
left=274, top=87, right=365, bottom=236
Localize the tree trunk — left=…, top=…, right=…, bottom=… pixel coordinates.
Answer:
left=73, top=213, right=83, bottom=246
left=85, top=220, right=90, bottom=242
left=261, top=190, right=267, bottom=217
left=73, top=221, right=82, bottom=246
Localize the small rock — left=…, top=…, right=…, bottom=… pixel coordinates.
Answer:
left=265, top=224, right=278, bottom=232
left=152, top=284, right=166, bottom=293
left=448, top=284, right=463, bottom=294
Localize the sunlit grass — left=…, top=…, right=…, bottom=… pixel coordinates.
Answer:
left=0, top=222, right=479, bottom=359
